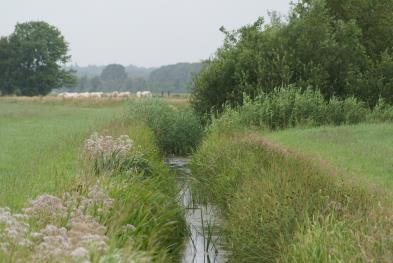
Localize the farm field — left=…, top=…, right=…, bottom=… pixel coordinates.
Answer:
left=0, top=99, right=124, bottom=209
left=265, top=123, right=393, bottom=191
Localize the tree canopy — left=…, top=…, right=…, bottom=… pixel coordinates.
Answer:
left=100, top=64, right=127, bottom=82
left=0, top=21, right=75, bottom=96
left=191, top=0, right=393, bottom=117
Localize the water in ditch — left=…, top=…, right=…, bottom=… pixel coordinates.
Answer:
left=165, top=157, right=227, bottom=263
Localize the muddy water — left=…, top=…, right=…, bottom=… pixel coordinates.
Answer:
left=165, top=157, right=227, bottom=263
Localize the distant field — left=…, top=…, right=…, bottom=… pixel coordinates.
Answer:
left=0, top=99, right=124, bottom=209
left=265, top=123, right=393, bottom=191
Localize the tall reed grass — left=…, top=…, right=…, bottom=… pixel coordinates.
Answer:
left=191, top=127, right=393, bottom=262
left=214, top=86, right=393, bottom=131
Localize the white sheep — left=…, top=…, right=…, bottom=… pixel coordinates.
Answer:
left=136, top=91, right=152, bottom=98
left=118, top=92, right=131, bottom=98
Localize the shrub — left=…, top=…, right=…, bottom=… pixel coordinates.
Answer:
left=128, top=98, right=204, bottom=155
left=368, top=98, right=393, bottom=122
left=219, top=86, right=371, bottom=130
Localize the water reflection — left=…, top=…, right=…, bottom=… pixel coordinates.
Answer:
left=165, top=157, right=227, bottom=263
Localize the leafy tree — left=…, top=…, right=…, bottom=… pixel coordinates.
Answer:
left=100, top=64, right=127, bottom=82
left=79, top=75, right=89, bottom=90
left=0, top=37, right=14, bottom=95
left=191, top=0, right=393, bottom=118
left=148, top=63, right=203, bottom=93
left=90, top=76, right=102, bottom=91
left=6, top=21, right=75, bottom=96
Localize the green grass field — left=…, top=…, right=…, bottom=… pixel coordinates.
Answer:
left=265, top=123, right=393, bottom=191
left=0, top=100, right=124, bottom=209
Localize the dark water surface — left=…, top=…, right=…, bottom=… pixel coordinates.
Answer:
left=165, top=157, right=227, bottom=263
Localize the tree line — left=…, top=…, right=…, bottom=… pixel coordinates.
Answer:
left=191, top=0, right=393, bottom=117
left=66, top=62, right=202, bottom=94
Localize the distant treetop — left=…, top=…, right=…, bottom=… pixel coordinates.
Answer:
left=100, top=64, right=127, bottom=82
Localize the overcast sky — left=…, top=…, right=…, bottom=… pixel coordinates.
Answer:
left=1, top=0, right=290, bottom=67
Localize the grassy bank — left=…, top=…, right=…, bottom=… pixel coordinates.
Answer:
left=265, top=123, right=393, bottom=191
left=191, top=122, right=393, bottom=262
left=87, top=121, right=187, bottom=262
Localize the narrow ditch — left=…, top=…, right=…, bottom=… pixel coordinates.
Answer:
left=165, top=157, right=227, bottom=263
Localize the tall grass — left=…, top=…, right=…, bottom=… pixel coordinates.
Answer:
left=92, top=122, right=187, bottom=261
left=216, top=86, right=393, bottom=131
left=191, top=127, right=393, bottom=262
left=127, top=98, right=203, bottom=155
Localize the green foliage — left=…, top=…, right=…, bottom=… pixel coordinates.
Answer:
left=96, top=64, right=128, bottom=91
left=191, top=0, right=393, bottom=117
left=368, top=98, right=393, bottom=122
left=94, top=123, right=187, bottom=261
left=213, top=86, right=373, bottom=131
left=92, top=151, right=153, bottom=178
left=101, top=64, right=128, bottom=82
left=148, top=63, right=203, bottom=93
left=0, top=21, right=76, bottom=96
left=127, top=98, right=204, bottom=155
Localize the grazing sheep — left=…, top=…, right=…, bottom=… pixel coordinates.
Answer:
left=57, top=91, right=130, bottom=99
left=118, top=92, right=131, bottom=98
left=136, top=91, right=152, bottom=98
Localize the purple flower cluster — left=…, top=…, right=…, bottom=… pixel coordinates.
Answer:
left=84, top=133, right=133, bottom=158
left=0, top=184, right=114, bottom=261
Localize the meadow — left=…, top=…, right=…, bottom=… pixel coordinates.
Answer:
left=0, top=99, right=124, bottom=209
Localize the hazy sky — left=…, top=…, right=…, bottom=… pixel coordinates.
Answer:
left=1, top=0, right=290, bottom=67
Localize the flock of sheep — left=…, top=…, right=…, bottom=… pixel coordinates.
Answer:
left=57, top=91, right=152, bottom=99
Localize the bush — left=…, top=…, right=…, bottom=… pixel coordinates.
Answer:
left=368, top=98, right=393, bottom=122
left=127, top=98, right=204, bottom=155
left=221, top=86, right=370, bottom=130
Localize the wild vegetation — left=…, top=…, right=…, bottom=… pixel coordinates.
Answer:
left=213, top=86, right=393, bottom=131
left=127, top=98, right=204, bottom=155
left=191, top=116, right=393, bottom=262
